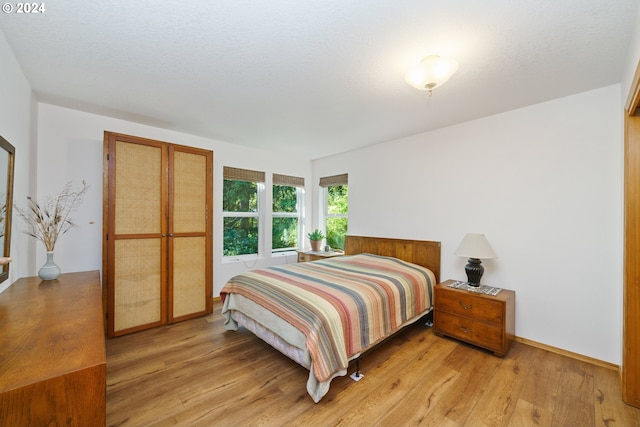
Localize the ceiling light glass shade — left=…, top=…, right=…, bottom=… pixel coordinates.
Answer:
left=404, top=55, right=459, bottom=91
left=454, top=233, right=497, bottom=259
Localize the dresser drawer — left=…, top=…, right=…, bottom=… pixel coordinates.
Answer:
left=434, top=310, right=503, bottom=353
left=436, top=286, right=504, bottom=324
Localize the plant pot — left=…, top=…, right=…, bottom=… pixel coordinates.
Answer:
left=310, top=240, right=323, bottom=252
left=39, top=251, right=61, bottom=281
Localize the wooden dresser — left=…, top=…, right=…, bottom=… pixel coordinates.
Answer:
left=0, top=270, right=106, bottom=426
left=434, top=280, right=515, bottom=357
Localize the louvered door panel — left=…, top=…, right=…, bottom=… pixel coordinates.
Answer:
left=108, top=138, right=167, bottom=336
left=171, top=236, right=207, bottom=319
left=113, top=238, right=163, bottom=331
left=168, top=147, right=212, bottom=322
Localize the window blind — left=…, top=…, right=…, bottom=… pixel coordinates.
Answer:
left=273, top=173, right=304, bottom=187
left=319, top=173, right=348, bottom=187
left=223, top=166, right=265, bottom=183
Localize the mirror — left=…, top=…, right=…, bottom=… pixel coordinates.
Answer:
left=0, top=134, right=15, bottom=284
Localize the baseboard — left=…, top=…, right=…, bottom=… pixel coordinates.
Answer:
left=515, top=336, right=619, bottom=371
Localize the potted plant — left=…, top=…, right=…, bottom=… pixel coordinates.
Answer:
left=15, top=181, right=89, bottom=280
left=307, top=229, right=325, bottom=252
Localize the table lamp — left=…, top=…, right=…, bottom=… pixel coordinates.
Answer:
left=454, top=233, right=497, bottom=287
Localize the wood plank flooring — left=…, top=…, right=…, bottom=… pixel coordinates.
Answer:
left=106, top=302, right=640, bottom=426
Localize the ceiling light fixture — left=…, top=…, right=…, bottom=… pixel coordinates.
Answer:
left=404, top=55, right=459, bottom=96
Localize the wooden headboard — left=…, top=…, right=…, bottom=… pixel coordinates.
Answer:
left=344, top=235, right=441, bottom=283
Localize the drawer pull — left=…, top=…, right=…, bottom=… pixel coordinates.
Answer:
left=459, top=326, right=472, bottom=334
left=459, top=301, right=472, bottom=310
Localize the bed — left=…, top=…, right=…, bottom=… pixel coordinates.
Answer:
left=220, top=235, right=441, bottom=402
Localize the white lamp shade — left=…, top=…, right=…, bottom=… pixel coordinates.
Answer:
left=454, top=233, right=497, bottom=259
left=404, top=55, right=459, bottom=91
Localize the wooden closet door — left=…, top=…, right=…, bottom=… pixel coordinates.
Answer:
left=168, top=146, right=213, bottom=322
left=106, top=136, right=168, bottom=336
left=104, top=132, right=213, bottom=337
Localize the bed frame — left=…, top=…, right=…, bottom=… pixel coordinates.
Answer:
left=342, top=235, right=441, bottom=381
left=222, top=235, right=442, bottom=402
left=344, top=235, right=441, bottom=283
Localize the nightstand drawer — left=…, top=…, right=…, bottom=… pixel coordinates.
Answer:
left=436, top=287, right=503, bottom=323
left=434, top=310, right=503, bottom=353
left=298, top=252, right=312, bottom=262
left=297, top=250, right=344, bottom=263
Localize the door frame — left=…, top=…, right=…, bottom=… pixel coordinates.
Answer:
left=623, top=59, right=640, bottom=407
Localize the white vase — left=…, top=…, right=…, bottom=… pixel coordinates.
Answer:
left=39, top=251, right=61, bottom=281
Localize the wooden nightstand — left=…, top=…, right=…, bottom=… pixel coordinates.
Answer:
left=297, top=250, right=344, bottom=263
left=433, top=280, right=515, bottom=357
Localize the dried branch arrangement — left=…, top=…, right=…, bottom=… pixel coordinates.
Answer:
left=15, top=181, right=89, bottom=251
left=0, top=197, right=6, bottom=239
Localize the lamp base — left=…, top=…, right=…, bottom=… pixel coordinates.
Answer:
left=465, top=258, right=484, bottom=287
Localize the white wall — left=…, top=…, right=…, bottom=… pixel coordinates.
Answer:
left=313, top=84, right=623, bottom=365
left=0, top=28, right=36, bottom=291
left=35, top=104, right=312, bottom=296
left=622, top=2, right=640, bottom=105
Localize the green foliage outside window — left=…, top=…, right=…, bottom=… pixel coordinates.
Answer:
left=272, top=185, right=299, bottom=251
left=272, top=185, right=297, bottom=213
left=272, top=217, right=298, bottom=250
left=224, top=217, right=258, bottom=256
left=223, top=180, right=257, bottom=212
left=326, top=185, right=348, bottom=250
left=224, top=178, right=345, bottom=255
left=223, top=179, right=258, bottom=256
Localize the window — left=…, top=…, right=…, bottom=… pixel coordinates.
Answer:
left=272, top=174, right=304, bottom=252
left=223, top=167, right=265, bottom=257
left=320, top=174, right=348, bottom=250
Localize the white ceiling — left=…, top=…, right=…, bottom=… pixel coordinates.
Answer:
left=0, top=1, right=637, bottom=159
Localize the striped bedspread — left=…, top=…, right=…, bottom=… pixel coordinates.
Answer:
left=220, top=254, right=435, bottom=383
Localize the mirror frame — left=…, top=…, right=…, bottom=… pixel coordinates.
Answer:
left=0, top=134, right=15, bottom=285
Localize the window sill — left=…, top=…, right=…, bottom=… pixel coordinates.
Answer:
left=271, top=250, right=298, bottom=258
left=222, top=255, right=259, bottom=264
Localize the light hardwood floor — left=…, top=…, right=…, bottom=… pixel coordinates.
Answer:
left=106, top=302, right=640, bottom=426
